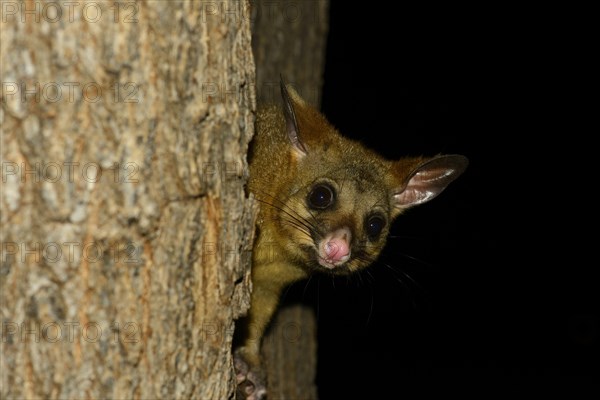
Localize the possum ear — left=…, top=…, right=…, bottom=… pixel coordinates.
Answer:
left=392, top=155, right=468, bottom=209
left=280, top=76, right=308, bottom=157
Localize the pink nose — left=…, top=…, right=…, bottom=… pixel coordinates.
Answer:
left=325, top=239, right=350, bottom=262
left=318, top=227, right=351, bottom=268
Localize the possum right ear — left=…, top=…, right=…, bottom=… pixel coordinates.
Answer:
left=280, top=76, right=308, bottom=158
left=391, top=154, right=468, bottom=212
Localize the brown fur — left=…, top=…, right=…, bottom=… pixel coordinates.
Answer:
left=235, top=84, right=467, bottom=386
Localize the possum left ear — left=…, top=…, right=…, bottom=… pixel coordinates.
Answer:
left=392, top=155, right=468, bottom=209
left=280, top=76, right=308, bottom=157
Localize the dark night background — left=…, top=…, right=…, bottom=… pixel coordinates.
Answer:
left=276, top=1, right=597, bottom=396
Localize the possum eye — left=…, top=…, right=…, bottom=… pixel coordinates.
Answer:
left=365, top=214, right=386, bottom=239
left=308, top=184, right=335, bottom=209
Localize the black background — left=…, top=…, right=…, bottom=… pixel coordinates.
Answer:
left=277, top=1, right=597, bottom=396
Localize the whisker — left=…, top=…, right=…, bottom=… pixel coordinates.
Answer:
left=279, top=218, right=312, bottom=238
left=339, top=168, right=349, bottom=195
left=383, top=263, right=418, bottom=309
left=255, top=197, right=316, bottom=235
left=302, top=273, right=314, bottom=301
left=379, top=261, right=420, bottom=290
left=366, top=284, right=374, bottom=328
left=279, top=279, right=294, bottom=304
left=249, top=183, right=323, bottom=239
left=387, top=235, right=422, bottom=240
left=395, top=250, right=434, bottom=269
left=379, top=261, right=424, bottom=310
left=365, top=269, right=375, bottom=284
left=250, top=178, right=322, bottom=233
left=316, top=277, right=321, bottom=322
left=355, top=270, right=364, bottom=287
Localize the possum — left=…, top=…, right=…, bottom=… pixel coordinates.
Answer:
left=234, top=79, right=468, bottom=399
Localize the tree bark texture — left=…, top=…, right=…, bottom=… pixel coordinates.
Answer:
left=252, top=1, right=329, bottom=399
left=1, top=1, right=256, bottom=399
left=252, top=0, right=329, bottom=107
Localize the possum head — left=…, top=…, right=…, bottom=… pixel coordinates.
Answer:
left=270, top=80, right=468, bottom=275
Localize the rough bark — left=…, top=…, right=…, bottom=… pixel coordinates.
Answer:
left=252, top=1, right=329, bottom=398
left=1, top=1, right=256, bottom=399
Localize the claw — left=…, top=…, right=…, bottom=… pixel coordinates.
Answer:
left=234, top=351, right=267, bottom=400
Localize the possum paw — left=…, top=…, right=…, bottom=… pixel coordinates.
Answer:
left=234, top=350, right=267, bottom=400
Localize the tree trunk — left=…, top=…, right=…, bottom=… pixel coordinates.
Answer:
left=252, top=0, right=329, bottom=107
left=252, top=1, right=329, bottom=399
left=1, top=1, right=256, bottom=399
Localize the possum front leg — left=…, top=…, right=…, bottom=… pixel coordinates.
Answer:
left=234, top=258, right=307, bottom=400
left=234, top=281, right=282, bottom=400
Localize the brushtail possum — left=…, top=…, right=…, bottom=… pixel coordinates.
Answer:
left=234, top=79, right=468, bottom=399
